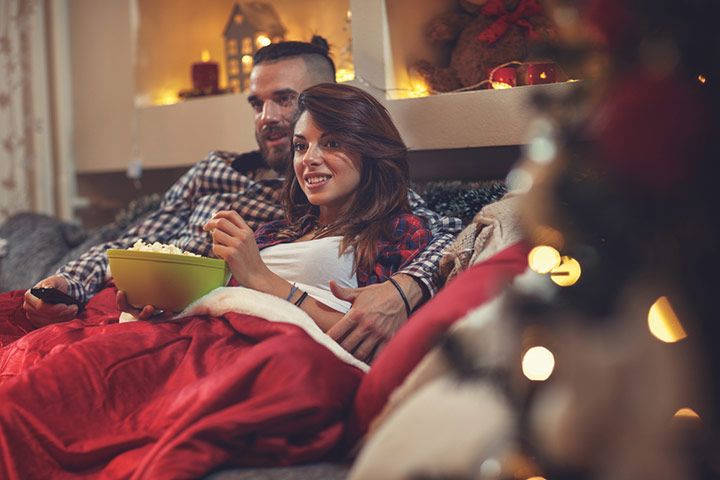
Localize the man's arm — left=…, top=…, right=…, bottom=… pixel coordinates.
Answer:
left=45, top=155, right=225, bottom=309
left=399, top=188, right=463, bottom=299
left=328, top=211, right=448, bottom=361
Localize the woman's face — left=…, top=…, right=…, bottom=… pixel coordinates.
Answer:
left=293, top=111, right=362, bottom=223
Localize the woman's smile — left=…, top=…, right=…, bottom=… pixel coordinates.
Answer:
left=304, top=174, right=332, bottom=189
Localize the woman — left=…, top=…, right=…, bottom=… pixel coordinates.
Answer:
left=204, top=83, right=431, bottom=332
left=0, top=83, right=429, bottom=479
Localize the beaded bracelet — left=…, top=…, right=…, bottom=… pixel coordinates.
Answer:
left=286, top=283, right=299, bottom=302
left=388, top=276, right=412, bottom=318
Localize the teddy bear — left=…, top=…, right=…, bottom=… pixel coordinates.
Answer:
left=413, top=0, right=556, bottom=93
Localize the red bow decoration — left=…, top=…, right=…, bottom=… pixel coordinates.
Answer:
left=477, top=0, right=544, bottom=45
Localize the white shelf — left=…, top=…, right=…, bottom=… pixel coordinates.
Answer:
left=129, top=82, right=575, bottom=172
left=70, top=0, right=575, bottom=173
left=135, top=94, right=256, bottom=170
left=383, top=83, right=574, bottom=151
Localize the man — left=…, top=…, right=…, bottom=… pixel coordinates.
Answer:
left=23, top=38, right=462, bottom=361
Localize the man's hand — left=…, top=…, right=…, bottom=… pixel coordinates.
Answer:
left=327, top=275, right=423, bottom=362
left=23, top=275, right=78, bottom=327
left=116, top=291, right=175, bottom=321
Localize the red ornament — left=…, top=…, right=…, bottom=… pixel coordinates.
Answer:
left=589, top=72, right=709, bottom=191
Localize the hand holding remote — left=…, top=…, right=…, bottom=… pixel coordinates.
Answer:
left=23, top=275, right=79, bottom=327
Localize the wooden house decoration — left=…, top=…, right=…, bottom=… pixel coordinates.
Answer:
left=223, top=2, right=286, bottom=93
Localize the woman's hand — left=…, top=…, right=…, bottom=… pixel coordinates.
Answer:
left=203, top=210, right=271, bottom=289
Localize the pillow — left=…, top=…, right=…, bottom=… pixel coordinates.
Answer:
left=347, top=242, right=529, bottom=441
left=0, top=213, right=87, bottom=291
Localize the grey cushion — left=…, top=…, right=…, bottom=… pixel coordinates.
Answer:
left=0, top=194, right=162, bottom=292
left=0, top=213, right=87, bottom=291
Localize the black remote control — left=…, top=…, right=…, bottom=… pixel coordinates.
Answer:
left=30, top=287, right=81, bottom=308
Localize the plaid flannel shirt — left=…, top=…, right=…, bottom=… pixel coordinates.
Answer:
left=58, top=150, right=463, bottom=304
left=254, top=214, right=431, bottom=287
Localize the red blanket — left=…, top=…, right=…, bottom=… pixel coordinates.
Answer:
left=0, top=287, right=364, bottom=479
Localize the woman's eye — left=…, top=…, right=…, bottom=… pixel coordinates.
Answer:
left=325, top=139, right=341, bottom=149
left=293, top=143, right=307, bottom=152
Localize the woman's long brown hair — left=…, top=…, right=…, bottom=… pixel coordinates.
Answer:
left=280, top=82, right=411, bottom=274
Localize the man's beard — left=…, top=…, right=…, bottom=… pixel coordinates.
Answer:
left=257, top=129, right=292, bottom=173
left=257, top=109, right=300, bottom=172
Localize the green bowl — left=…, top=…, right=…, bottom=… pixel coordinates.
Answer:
left=107, top=249, right=231, bottom=312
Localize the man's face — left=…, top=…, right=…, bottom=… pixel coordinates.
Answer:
left=247, top=58, right=316, bottom=172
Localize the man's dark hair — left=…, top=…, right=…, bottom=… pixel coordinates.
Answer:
left=253, top=35, right=336, bottom=80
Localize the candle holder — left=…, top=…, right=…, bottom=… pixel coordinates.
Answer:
left=192, top=61, right=219, bottom=92
left=523, top=62, right=557, bottom=85
left=490, top=66, right=517, bottom=89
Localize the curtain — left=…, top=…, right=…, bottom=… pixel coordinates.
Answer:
left=0, top=0, right=55, bottom=222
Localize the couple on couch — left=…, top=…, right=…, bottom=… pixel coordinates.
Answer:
left=0, top=38, right=525, bottom=479
left=21, top=38, right=462, bottom=361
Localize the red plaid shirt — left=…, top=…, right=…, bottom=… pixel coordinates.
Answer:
left=255, top=214, right=432, bottom=287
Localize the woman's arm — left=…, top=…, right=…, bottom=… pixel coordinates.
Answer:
left=204, top=211, right=343, bottom=332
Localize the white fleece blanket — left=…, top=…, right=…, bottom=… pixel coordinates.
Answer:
left=120, top=286, right=369, bottom=372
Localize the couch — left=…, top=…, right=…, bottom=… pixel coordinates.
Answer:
left=0, top=180, right=524, bottom=480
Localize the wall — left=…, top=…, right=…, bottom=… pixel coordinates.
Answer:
left=69, top=0, right=135, bottom=174
left=135, top=0, right=352, bottom=105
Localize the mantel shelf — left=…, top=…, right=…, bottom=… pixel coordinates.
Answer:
left=95, top=82, right=575, bottom=174
left=70, top=0, right=579, bottom=174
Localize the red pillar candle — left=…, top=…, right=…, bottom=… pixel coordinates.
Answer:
left=191, top=61, right=219, bottom=91
left=490, top=66, right=517, bottom=89
left=524, top=62, right=557, bottom=85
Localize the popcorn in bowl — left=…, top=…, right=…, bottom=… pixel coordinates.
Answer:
left=107, top=241, right=229, bottom=312
left=128, top=240, right=200, bottom=257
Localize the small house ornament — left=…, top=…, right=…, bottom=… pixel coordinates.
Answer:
left=223, top=2, right=286, bottom=93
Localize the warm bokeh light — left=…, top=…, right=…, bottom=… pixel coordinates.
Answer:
left=674, top=407, right=700, bottom=419
left=201, top=49, right=210, bottom=62
left=335, top=67, right=355, bottom=83
left=491, top=81, right=513, bottom=89
left=242, top=55, right=253, bottom=74
left=255, top=34, right=271, bottom=48
left=528, top=245, right=561, bottom=274
left=527, top=477, right=547, bottom=480
left=153, top=89, right=179, bottom=106
left=648, top=296, right=687, bottom=343
left=698, top=74, right=707, bottom=85
left=550, top=256, right=581, bottom=286
left=522, top=346, right=555, bottom=381
left=540, top=72, right=548, bottom=79
left=408, top=77, right=430, bottom=97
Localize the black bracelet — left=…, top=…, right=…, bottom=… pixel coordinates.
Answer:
left=388, top=276, right=412, bottom=318
left=294, top=291, right=309, bottom=308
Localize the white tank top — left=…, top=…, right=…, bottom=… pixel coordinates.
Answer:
left=260, top=236, right=358, bottom=313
